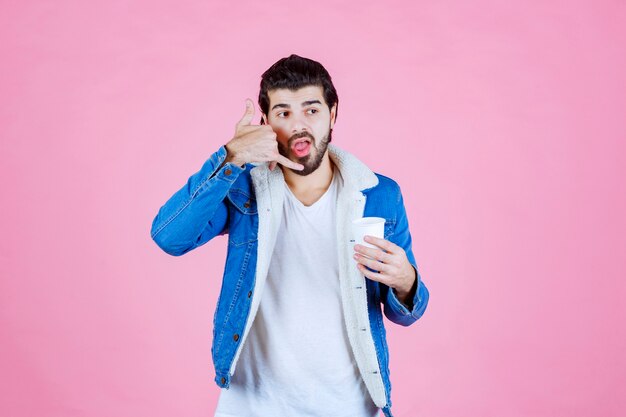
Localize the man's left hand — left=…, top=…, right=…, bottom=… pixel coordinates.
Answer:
left=353, top=235, right=417, bottom=306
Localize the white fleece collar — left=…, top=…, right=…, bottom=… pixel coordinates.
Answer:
left=327, top=143, right=379, bottom=191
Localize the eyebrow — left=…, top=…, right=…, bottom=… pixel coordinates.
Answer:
left=271, top=99, right=322, bottom=111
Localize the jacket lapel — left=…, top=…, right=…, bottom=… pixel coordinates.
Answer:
left=329, top=144, right=387, bottom=407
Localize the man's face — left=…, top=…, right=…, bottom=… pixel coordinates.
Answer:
left=262, top=85, right=336, bottom=176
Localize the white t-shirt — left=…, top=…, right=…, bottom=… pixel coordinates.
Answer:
left=214, top=165, right=379, bottom=417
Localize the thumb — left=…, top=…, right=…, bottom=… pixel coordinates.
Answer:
left=236, top=98, right=255, bottom=128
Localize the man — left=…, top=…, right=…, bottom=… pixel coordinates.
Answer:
left=150, top=54, right=429, bottom=417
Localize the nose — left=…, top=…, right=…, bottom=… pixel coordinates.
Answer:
left=290, top=113, right=309, bottom=135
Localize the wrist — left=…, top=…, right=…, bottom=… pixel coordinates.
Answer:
left=224, top=144, right=245, bottom=167
left=394, top=287, right=411, bottom=301
left=395, top=271, right=418, bottom=305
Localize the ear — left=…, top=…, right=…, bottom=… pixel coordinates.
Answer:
left=330, top=103, right=337, bottom=129
left=262, top=113, right=268, bottom=125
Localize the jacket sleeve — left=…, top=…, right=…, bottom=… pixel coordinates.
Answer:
left=150, top=145, right=246, bottom=256
left=380, top=184, right=430, bottom=326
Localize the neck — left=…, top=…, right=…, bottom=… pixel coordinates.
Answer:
left=281, top=151, right=334, bottom=193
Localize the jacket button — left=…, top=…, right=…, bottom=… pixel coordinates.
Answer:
left=220, top=377, right=226, bottom=384
left=224, top=168, right=232, bottom=176
left=247, top=290, right=252, bottom=298
left=233, top=334, right=239, bottom=342
left=243, top=201, right=250, bottom=208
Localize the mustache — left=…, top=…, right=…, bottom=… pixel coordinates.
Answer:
left=288, top=132, right=314, bottom=146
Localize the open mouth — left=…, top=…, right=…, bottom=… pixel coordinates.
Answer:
left=291, top=139, right=311, bottom=157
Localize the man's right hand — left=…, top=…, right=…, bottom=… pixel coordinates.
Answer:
left=224, top=99, right=304, bottom=172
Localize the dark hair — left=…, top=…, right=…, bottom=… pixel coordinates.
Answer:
left=258, top=54, right=339, bottom=126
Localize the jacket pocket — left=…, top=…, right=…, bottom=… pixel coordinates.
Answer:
left=226, top=188, right=259, bottom=246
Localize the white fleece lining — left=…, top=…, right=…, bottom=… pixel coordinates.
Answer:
left=229, top=162, right=284, bottom=377
left=228, top=144, right=387, bottom=407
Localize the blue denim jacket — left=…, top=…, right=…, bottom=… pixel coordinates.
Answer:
left=150, top=143, right=429, bottom=417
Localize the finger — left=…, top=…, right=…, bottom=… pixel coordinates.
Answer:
left=236, top=99, right=255, bottom=128
left=275, top=154, right=304, bottom=171
left=353, top=252, right=390, bottom=273
left=356, top=263, right=390, bottom=285
left=363, top=235, right=398, bottom=254
left=354, top=244, right=391, bottom=263
left=269, top=161, right=277, bottom=171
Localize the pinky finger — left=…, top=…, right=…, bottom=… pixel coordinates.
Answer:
left=276, top=154, right=305, bottom=171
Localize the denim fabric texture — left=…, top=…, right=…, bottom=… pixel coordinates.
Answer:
left=150, top=144, right=430, bottom=417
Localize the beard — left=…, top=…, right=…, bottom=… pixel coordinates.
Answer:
left=277, top=123, right=333, bottom=176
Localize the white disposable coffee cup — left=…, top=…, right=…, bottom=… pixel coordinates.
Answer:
left=352, top=217, right=385, bottom=258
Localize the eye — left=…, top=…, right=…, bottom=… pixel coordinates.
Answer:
left=277, top=111, right=289, bottom=118
left=307, top=108, right=319, bottom=115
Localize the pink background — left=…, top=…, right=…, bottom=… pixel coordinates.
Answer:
left=1, top=1, right=625, bottom=416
